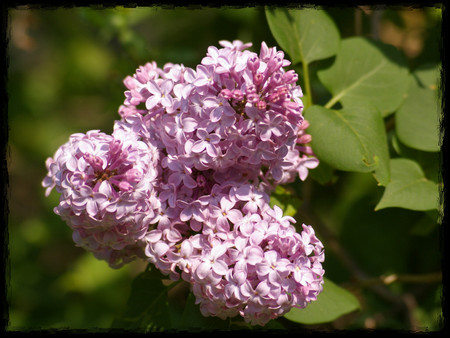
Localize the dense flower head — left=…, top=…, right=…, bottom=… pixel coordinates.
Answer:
left=43, top=40, right=323, bottom=326
left=42, top=128, right=161, bottom=268
left=118, top=40, right=318, bottom=190
left=144, top=179, right=324, bottom=326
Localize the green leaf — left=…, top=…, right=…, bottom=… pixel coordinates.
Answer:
left=390, top=133, right=440, bottom=183
left=284, top=277, right=360, bottom=325
left=269, top=185, right=302, bottom=217
left=265, top=7, right=340, bottom=65
left=304, top=104, right=390, bottom=185
left=318, top=37, right=410, bottom=116
left=111, top=267, right=173, bottom=331
left=375, top=158, right=439, bottom=211
left=396, top=64, right=441, bottom=152
left=414, top=63, right=441, bottom=90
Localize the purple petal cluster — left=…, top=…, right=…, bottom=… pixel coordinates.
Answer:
left=118, top=40, right=318, bottom=189
left=144, top=182, right=324, bottom=326
left=42, top=129, right=160, bottom=268
left=43, top=40, right=323, bottom=326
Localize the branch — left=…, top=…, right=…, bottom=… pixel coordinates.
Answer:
left=357, top=272, right=442, bottom=288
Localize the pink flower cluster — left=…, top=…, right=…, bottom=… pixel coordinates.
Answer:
left=42, top=128, right=160, bottom=268
left=145, top=183, right=324, bottom=325
left=43, top=40, right=324, bottom=326
left=119, top=40, right=318, bottom=187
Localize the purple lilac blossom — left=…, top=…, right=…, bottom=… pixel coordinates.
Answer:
left=43, top=40, right=323, bottom=326
left=42, top=128, right=161, bottom=268
left=118, top=40, right=318, bottom=191
left=144, top=181, right=325, bottom=326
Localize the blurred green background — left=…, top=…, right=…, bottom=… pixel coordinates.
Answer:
left=6, top=5, right=443, bottom=331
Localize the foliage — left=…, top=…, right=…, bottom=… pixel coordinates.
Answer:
left=283, top=277, right=360, bottom=325
left=7, top=5, right=443, bottom=332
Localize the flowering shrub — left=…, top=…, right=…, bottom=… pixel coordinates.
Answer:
left=43, top=40, right=324, bottom=326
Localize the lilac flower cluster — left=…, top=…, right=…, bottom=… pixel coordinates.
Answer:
left=43, top=40, right=323, bottom=326
left=118, top=40, right=318, bottom=187
left=145, top=183, right=324, bottom=325
left=42, top=128, right=160, bottom=268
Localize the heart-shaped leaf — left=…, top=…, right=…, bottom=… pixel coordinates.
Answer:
left=375, top=158, right=440, bottom=211
left=304, top=104, right=390, bottom=185
left=265, top=7, right=340, bottom=65
left=318, top=37, right=410, bottom=117
left=396, top=64, right=441, bottom=152
left=284, top=277, right=360, bottom=325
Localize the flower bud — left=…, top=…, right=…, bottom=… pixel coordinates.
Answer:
left=247, top=56, right=260, bottom=73
left=125, top=168, right=143, bottom=183
left=220, top=88, right=233, bottom=100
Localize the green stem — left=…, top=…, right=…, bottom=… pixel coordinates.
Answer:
left=302, top=60, right=313, bottom=109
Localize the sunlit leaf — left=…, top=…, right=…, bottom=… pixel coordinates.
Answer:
left=284, top=278, right=360, bottom=325
left=391, top=133, right=440, bottom=183
left=265, top=7, right=340, bottom=65
left=318, top=37, right=410, bottom=116
left=396, top=64, right=441, bottom=152
left=375, top=158, right=439, bottom=211
left=304, top=104, right=390, bottom=185
left=415, top=63, right=441, bottom=90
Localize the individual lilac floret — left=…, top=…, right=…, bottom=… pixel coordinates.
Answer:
left=42, top=129, right=161, bottom=268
